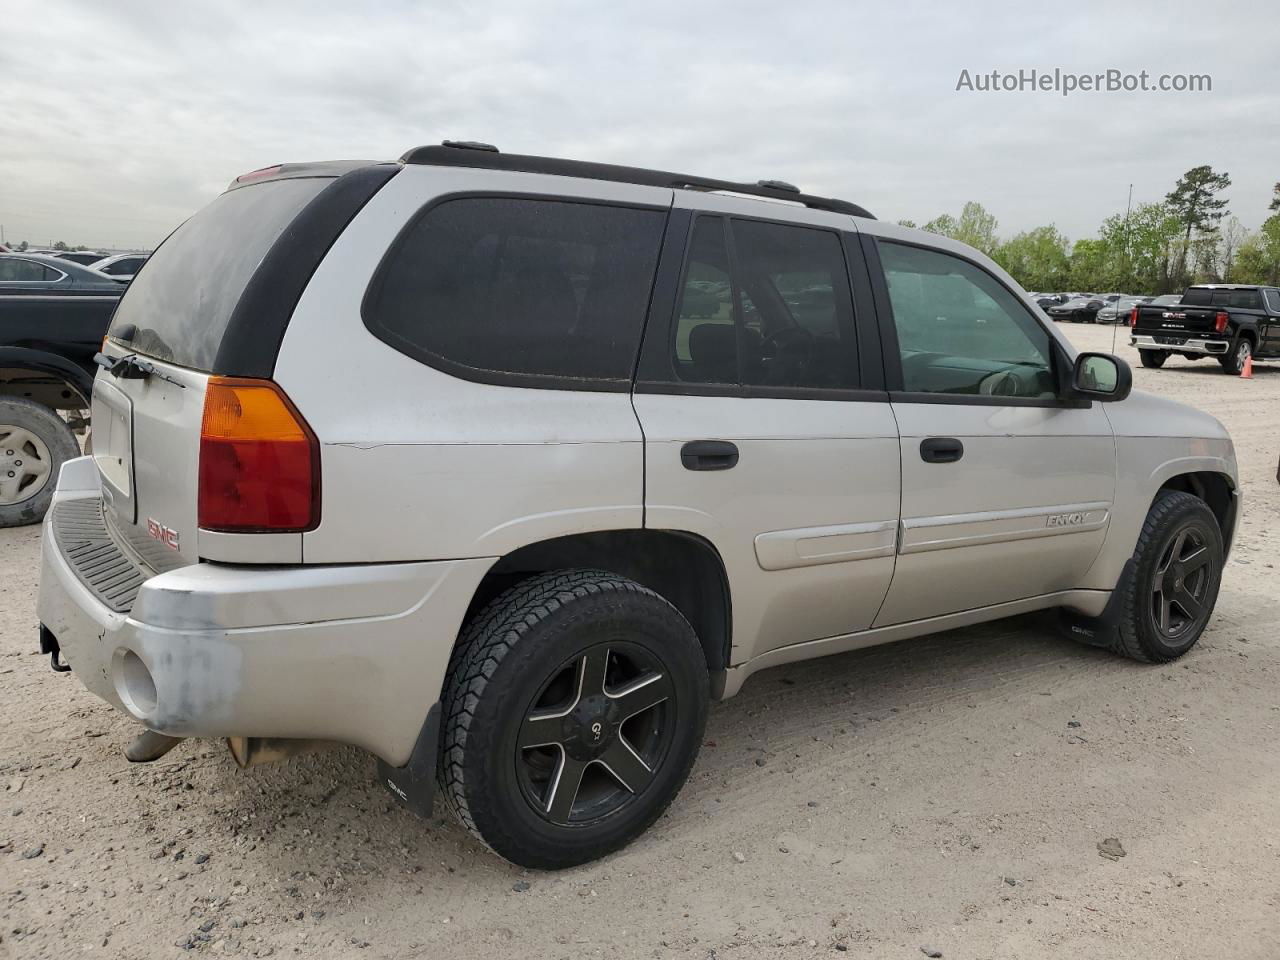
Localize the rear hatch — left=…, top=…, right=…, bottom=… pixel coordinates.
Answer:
left=94, top=164, right=394, bottom=568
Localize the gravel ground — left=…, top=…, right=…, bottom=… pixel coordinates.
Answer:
left=2, top=323, right=1278, bottom=960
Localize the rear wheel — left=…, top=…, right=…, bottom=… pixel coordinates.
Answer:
left=438, top=570, right=709, bottom=868
left=1218, top=338, right=1251, bottom=375
left=0, top=398, right=80, bottom=528
left=1138, top=349, right=1167, bottom=369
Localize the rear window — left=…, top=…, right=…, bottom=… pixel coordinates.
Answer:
left=1181, top=287, right=1262, bottom=309
left=362, top=197, right=668, bottom=388
left=109, top=178, right=329, bottom=370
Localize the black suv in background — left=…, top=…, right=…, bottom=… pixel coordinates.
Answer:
left=1131, top=284, right=1280, bottom=373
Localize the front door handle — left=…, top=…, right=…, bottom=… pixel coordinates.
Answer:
left=681, top=440, right=739, bottom=471
left=920, top=437, right=964, bottom=464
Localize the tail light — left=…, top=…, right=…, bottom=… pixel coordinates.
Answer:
left=1214, top=311, right=1229, bottom=333
left=1129, top=307, right=1139, bottom=328
left=198, top=377, right=319, bottom=532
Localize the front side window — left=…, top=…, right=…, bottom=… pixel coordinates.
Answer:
left=671, top=216, right=859, bottom=390
left=879, top=242, right=1055, bottom=399
left=364, top=197, right=667, bottom=385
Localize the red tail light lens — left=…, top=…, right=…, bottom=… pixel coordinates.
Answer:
left=198, top=377, right=319, bottom=532
left=1214, top=311, right=1229, bottom=333
left=1129, top=307, right=1139, bottom=328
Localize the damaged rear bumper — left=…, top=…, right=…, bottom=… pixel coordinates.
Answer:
left=37, top=459, right=492, bottom=771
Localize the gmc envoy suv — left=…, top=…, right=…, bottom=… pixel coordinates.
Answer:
left=38, top=142, right=1239, bottom=868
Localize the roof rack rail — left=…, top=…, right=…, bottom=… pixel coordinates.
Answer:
left=400, top=142, right=875, bottom=220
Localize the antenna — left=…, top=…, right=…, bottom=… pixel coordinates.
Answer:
left=1112, top=183, right=1134, bottom=355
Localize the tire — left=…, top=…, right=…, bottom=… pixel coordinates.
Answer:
left=1104, top=491, right=1223, bottom=663
left=1218, top=338, right=1251, bottom=375
left=1138, top=349, right=1167, bottom=369
left=438, top=569, right=709, bottom=869
left=0, top=398, right=80, bottom=528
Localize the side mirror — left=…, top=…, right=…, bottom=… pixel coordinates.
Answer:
left=1071, top=352, right=1132, bottom=402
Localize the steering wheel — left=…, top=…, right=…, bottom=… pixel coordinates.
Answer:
left=979, top=368, right=1026, bottom=397
left=759, top=326, right=815, bottom=363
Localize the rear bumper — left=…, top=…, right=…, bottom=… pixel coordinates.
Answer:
left=1131, top=334, right=1229, bottom=356
left=37, top=458, right=492, bottom=765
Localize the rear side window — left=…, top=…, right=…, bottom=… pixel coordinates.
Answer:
left=1266, top=289, right=1280, bottom=312
left=363, top=197, right=668, bottom=387
left=1228, top=289, right=1262, bottom=310
left=672, top=217, right=860, bottom=391
left=109, top=178, right=330, bottom=370
left=0, top=259, right=58, bottom=282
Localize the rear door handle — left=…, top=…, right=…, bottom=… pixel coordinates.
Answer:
left=920, top=437, right=964, bottom=464
left=681, top=440, right=739, bottom=471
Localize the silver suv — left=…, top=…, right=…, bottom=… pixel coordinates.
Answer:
left=38, top=142, right=1239, bottom=868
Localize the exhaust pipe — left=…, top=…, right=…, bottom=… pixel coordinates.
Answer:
left=226, top=737, right=333, bottom=769
left=124, top=730, right=185, bottom=763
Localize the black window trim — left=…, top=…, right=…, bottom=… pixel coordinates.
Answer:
left=635, top=209, right=889, bottom=403
left=862, top=234, right=1089, bottom=410
left=361, top=190, right=673, bottom=394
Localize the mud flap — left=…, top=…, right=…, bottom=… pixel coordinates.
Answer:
left=1057, top=559, right=1136, bottom=648
left=376, top=702, right=440, bottom=819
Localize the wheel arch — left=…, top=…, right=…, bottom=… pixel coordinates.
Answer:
left=462, top=529, right=733, bottom=694
left=1156, top=470, right=1237, bottom=556
left=0, top=346, right=94, bottom=410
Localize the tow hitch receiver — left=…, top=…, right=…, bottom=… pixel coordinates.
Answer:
left=39, top=624, right=71, bottom=672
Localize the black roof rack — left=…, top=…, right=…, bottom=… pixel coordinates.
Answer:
left=400, top=142, right=875, bottom=220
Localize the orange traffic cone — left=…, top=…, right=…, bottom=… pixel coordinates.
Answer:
left=1241, top=354, right=1254, bottom=379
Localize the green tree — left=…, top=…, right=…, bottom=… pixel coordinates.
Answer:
left=52, top=240, right=69, bottom=251
left=1165, top=165, right=1231, bottom=285
left=1233, top=215, right=1280, bottom=285
left=992, top=225, right=1071, bottom=291
left=1098, top=202, right=1183, bottom=293
left=1067, top=238, right=1109, bottom=292
left=1269, top=182, right=1280, bottom=213
left=896, top=219, right=917, bottom=229
left=922, top=213, right=958, bottom=237
left=15, top=240, right=28, bottom=252
left=920, top=203, right=999, bottom=256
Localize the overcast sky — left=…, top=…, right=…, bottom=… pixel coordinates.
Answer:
left=2, top=0, right=1277, bottom=251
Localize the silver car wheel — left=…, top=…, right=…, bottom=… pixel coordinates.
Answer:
left=0, top=425, right=54, bottom=506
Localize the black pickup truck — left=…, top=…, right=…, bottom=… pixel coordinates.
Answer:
left=1, top=253, right=123, bottom=526
left=1130, top=284, right=1280, bottom=374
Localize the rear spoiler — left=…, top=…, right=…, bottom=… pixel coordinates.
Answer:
left=226, top=160, right=393, bottom=192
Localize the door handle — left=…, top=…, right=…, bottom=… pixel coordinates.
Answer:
left=920, top=437, right=964, bottom=464
left=681, top=440, right=739, bottom=471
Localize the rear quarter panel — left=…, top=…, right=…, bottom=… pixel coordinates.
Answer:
left=276, top=165, right=672, bottom=563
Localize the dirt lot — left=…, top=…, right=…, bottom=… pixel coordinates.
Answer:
left=2, top=323, right=1278, bottom=960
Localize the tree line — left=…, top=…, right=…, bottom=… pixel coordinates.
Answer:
left=899, top=166, right=1280, bottom=294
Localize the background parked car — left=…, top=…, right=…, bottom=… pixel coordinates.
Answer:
left=1030, top=292, right=1068, bottom=310
left=1048, top=296, right=1105, bottom=322
left=1096, top=296, right=1151, bottom=323
left=89, top=253, right=148, bottom=282
left=1147, top=293, right=1183, bottom=307
left=0, top=253, right=123, bottom=525
left=51, top=251, right=107, bottom=266
left=0, top=253, right=123, bottom=293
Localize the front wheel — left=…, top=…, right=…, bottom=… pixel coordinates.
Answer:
left=1138, top=349, right=1167, bottom=369
left=1218, top=338, right=1251, bottom=375
left=0, top=398, right=80, bottom=528
left=1108, top=491, right=1223, bottom=662
left=438, top=570, right=709, bottom=868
